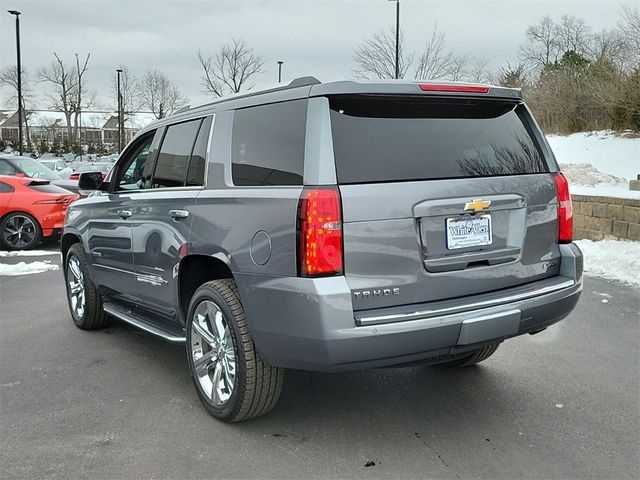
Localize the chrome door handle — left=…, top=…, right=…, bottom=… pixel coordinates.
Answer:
left=169, top=209, right=189, bottom=220
left=117, top=210, right=133, bottom=219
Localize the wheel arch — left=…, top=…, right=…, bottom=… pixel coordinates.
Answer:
left=61, top=232, right=83, bottom=261
left=178, top=254, right=235, bottom=322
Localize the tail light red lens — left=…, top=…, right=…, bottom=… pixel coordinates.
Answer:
left=33, top=195, right=77, bottom=205
left=554, top=173, right=573, bottom=243
left=297, top=187, right=343, bottom=277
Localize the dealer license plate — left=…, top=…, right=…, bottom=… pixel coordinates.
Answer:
left=446, top=214, right=492, bottom=250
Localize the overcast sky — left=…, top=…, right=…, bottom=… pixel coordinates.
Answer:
left=0, top=0, right=627, bottom=111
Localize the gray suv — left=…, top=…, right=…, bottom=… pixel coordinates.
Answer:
left=62, top=78, right=583, bottom=422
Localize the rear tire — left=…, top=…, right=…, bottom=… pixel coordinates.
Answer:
left=65, top=243, right=110, bottom=330
left=437, top=344, right=500, bottom=368
left=1, top=212, right=42, bottom=250
left=186, top=279, right=284, bottom=422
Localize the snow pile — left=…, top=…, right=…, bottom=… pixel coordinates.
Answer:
left=0, top=260, right=59, bottom=276
left=0, top=250, right=60, bottom=258
left=559, top=163, right=628, bottom=187
left=575, top=239, right=640, bottom=287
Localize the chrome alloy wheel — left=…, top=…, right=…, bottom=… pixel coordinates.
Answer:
left=3, top=214, right=36, bottom=249
left=67, top=255, right=85, bottom=319
left=191, top=300, right=236, bottom=406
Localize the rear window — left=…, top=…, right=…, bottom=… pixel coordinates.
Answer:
left=231, top=100, right=307, bottom=186
left=329, top=96, right=548, bottom=184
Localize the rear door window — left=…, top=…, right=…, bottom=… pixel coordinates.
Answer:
left=329, top=96, right=548, bottom=184
left=231, top=100, right=307, bottom=186
left=153, top=119, right=202, bottom=188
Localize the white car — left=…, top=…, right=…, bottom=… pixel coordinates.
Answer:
left=39, top=158, right=73, bottom=179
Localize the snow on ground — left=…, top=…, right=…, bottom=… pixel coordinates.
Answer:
left=575, top=239, right=640, bottom=287
left=547, top=130, right=640, bottom=180
left=547, top=131, right=640, bottom=199
left=570, top=184, right=640, bottom=199
left=0, top=250, right=60, bottom=258
left=0, top=260, right=59, bottom=276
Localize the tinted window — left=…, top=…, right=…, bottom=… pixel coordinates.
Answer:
left=117, top=133, right=155, bottom=191
left=186, top=116, right=212, bottom=187
left=232, top=100, right=307, bottom=186
left=0, top=159, right=17, bottom=176
left=3, top=157, right=60, bottom=180
left=153, top=119, right=202, bottom=188
left=0, top=181, right=14, bottom=193
left=329, top=96, right=548, bottom=184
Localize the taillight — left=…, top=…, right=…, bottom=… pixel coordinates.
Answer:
left=297, top=187, right=343, bottom=277
left=419, top=84, right=489, bottom=93
left=554, top=173, right=573, bottom=243
left=33, top=195, right=77, bottom=205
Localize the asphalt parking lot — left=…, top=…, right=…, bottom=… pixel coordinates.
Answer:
left=1, top=250, right=638, bottom=479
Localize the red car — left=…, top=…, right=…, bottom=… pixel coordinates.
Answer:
left=0, top=175, right=78, bottom=250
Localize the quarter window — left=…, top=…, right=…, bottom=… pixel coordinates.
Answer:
left=0, top=181, right=14, bottom=193
left=153, top=119, right=202, bottom=188
left=232, top=100, right=307, bottom=186
left=186, top=116, right=212, bottom=187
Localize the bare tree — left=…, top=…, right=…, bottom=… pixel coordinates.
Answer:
left=448, top=55, right=472, bottom=81
left=199, top=39, right=264, bottom=96
left=414, top=25, right=453, bottom=80
left=619, top=5, right=640, bottom=62
left=468, top=57, right=492, bottom=83
left=72, top=53, right=93, bottom=141
left=111, top=66, right=142, bottom=119
left=589, top=29, right=627, bottom=66
left=556, top=15, right=591, bottom=55
left=519, top=15, right=561, bottom=68
left=39, top=53, right=78, bottom=139
left=141, top=69, right=189, bottom=119
left=352, top=27, right=413, bottom=79
left=0, top=65, right=34, bottom=144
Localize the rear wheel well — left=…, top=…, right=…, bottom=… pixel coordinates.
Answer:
left=179, top=255, right=233, bottom=320
left=61, top=233, right=82, bottom=261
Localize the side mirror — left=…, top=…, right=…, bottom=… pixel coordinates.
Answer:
left=78, top=171, right=108, bottom=191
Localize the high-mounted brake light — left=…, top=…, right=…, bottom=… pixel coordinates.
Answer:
left=297, top=187, right=343, bottom=277
left=418, top=84, right=489, bottom=93
left=554, top=173, right=573, bottom=243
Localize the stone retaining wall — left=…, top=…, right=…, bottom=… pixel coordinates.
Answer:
left=572, top=194, right=640, bottom=241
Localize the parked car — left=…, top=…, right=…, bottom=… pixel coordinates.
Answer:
left=68, top=162, right=113, bottom=181
left=0, top=175, right=77, bottom=250
left=62, top=78, right=583, bottom=422
left=39, top=158, right=74, bottom=179
left=0, top=155, right=79, bottom=193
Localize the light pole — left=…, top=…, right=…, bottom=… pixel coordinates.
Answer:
left=116, top=68, right=123, bottom=152
left=388, top=0, right=400, bottom=79
left=8, top=10, right=23, bottom=155
left=277, top=61, right=283, bottom=83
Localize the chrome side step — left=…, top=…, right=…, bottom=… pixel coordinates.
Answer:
left=103, top=302, right=186, bottom=343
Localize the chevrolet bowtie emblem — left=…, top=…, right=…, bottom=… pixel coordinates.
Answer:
left=464, top=199, right=491, bottom=212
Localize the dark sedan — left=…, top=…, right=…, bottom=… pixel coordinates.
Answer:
left=0, top=154, right=79, bottom=193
